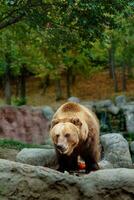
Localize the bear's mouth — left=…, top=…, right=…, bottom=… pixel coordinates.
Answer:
left=60, top=146, right=75, bottom=155
left=56, top=143, right=77, bottom=155
left=56, top=145, right=67, bottom=154
left=57, top=146, right=71, bottom=155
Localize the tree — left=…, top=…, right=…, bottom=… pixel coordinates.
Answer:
left=0, top=0, right=133, bottom=103
left=0, top=22, right=45, bottom=104
left=0, top=0, right=54, bottom=30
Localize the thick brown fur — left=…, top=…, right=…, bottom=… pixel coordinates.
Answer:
left=50, top=102, right=100, bottom=173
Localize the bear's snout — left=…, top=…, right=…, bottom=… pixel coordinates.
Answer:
left=56, top=144, right=66, bottom=153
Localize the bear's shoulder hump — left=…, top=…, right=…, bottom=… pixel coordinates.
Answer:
left=61, top=102, right=81, bottom=113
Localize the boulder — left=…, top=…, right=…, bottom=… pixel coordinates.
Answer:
left=101, top=133, right=133, bottom=168
left=122, top=104, right=134, bottom=132
left=68, top=96, right=80, bottom=103
left=42, top=106, right=54, bottom=120
left=107, top=104, right=120, bottom=115
left=16, top=148, right=57, bottom=168
left=115, top=95, right=127, bottom=108
left=99, top=159, right=113, bottom=169
left=130, top=141, right=134, bottom=153
left=94, top=99, right=113, bottom=110
left=0, top=159, right=134, bottom=200
left=16, top=134, right=133, bottom=170
left=81, top=101, right=95, bottom=110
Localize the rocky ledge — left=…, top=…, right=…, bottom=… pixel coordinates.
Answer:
left=0, top=159, right=134, bottom=200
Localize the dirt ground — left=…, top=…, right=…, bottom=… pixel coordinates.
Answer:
left=0, top=147, right=19, bottom=161
left=0, top=70, right=134, bottom=107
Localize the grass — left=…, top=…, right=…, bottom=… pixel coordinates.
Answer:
left=123, top=133, right=134, bottom=142
left=0, top=139, right=42, bottom=150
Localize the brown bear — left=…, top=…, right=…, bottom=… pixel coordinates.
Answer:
left=50, top=102, right=100, bottom=173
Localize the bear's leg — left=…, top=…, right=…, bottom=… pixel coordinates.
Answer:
left=56, top=151, right=78, bottom=172
left=80, top=150, right=99, bottom=173
left=84, top=157, right=99, bottom=173
left=57, top=155, right=67, bottom=172
left=67, top=153, right=78, bottom=172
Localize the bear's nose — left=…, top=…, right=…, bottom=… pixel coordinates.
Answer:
left=56, top=144, right=65, bottom=151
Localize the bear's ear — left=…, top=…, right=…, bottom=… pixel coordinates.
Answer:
left=70, top=118, right=82, bottom=128
left=51, top=119, right=59, bottom=129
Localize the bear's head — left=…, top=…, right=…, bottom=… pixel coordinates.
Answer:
left=50, top=118, right=84, bottom=155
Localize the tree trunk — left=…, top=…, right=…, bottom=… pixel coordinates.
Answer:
left=19, top=65, right=27, bottom=104
left=127, top=63, right=133, bottom=78
left=122, top=62, right=127, bottom=91
left=109, top=45, right=118, bottom=92
left=4, top=53, right=12, bottom=105
left=55, top=79, right=62, bottom=101
left=15, top=77, right=20, bottom=98
left=66, top=67, right=72, bottom=98
left=41, top=74, right=50, bottom=94
left=108, top=48, right=113, bottom=78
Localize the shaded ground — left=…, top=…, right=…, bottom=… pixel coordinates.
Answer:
left=0, top=147, right=19, bottom=161
left=0, top=70, right=134, bottom=106
left=27, top=70, right=134, bottom=106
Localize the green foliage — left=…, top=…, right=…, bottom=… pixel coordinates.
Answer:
left=0, top=22, right=46, bottom=77
left=0, top=0, right=133, bottom=103
left=123, top=133, right=134, bottom=142
left=12, top=96, right=27, bottom=106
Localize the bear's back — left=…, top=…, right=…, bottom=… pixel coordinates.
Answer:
left=61, top=102, right=81, bottom=113
left=53, top=102, right=91, bottom=120
left=53, top=102, right=99, bottom=134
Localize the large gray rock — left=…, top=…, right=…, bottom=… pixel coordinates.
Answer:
left=95, top=99, right=113, bottom=110
left=99, top=159, right=113, bottom=169
left=0, top=159, right=134, bottom=200
left=16, top=148, right=112, bottom=170
left=115, top=95, right=127, bottom=107
left=107, top=104, right=120, bottom=115
left=101, top=133, right=133, bottom=168
left=130, top=141, right=134, bottom=153
left=42, top=106, right=54, bottom=120
left=16, top=148, right=57, bottom=168
left=81, top=101, right=95, bottom=110
left=68, top=96, right=80, bottom=103
left=16, top=134, right=133, bottom=171
left=122, top=104, right=134, bottom=132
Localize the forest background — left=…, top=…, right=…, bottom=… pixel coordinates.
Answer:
left=0, top=0, right=134, bottom=107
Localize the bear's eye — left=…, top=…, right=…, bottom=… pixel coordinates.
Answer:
left=65, top=133, right=70, bottom=138
left=56, top=134, right=60, bottom=138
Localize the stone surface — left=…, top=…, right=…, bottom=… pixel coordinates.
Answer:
left=130, top=141, right=134, bottom=153
left=0, top=105, right=50, bottom=144
left=99, top=159, right=113, bottom=169
left=115, top=95, right=127, bottom=107
left=0, top=147, right=19, bottom=161
left=16, top=134, right=133, bottom=171
left=42, top=106, right=54, bottom=120
left=122, top=104, right=134, bottom=132
left=94, top=99, right=113, bottom=110
left=107, top=105, right=120, bottom=115
left=0, top=159, right=134, bottom=200
left=101, top=133, right=133, bottom=168
left=16, top=148, right=57, bottom=168
left=81, top=101, right=95, bottom=110
left=68, top=96, right=80, bottom=103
